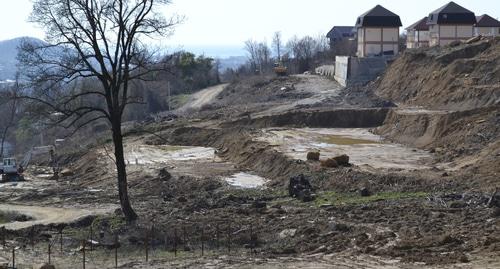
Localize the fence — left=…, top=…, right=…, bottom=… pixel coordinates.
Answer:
left=0, top=218, right=261, bottom=268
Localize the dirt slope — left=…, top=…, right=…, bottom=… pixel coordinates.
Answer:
left=374, top=38, right=500, bottom=110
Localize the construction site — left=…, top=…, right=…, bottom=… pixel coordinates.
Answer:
left=0, top=33, right=498, bottom=269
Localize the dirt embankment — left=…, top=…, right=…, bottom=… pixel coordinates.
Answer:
left=222, top=108, right=389, bottom=129
left=376, top=107, right=500, bottom=185
left=374, top=38, right=500, bottom=110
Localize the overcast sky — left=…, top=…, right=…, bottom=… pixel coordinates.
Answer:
left=1, top=0, right=498, bottom=56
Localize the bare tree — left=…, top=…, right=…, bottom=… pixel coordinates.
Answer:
left=18, top=0, right=181, bottom=221
left=272, top=31, right=283, bottom=61
left=0, top=74, right=20, bottom=159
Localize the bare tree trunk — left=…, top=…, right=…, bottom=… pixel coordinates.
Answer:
left=111, top=118, right=138, bottom=221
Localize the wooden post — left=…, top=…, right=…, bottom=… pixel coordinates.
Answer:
left=145, top=232, right=149, bottom=263
left=89, top=225, right=93, bottom=252
left=48, top=242, right=51, bottom=265
left=201, top=226, right=204, bottom=257
left=227, top=223, right=231, bottom=254
left=250, top=223, right=254, bottom=254
left=11, top=248, right=15, bottom=269
left=82, top=240, right=86, bottom=269
left=60, top=229, right=63, bottom=253
left=115, top=234, right=118, bottom=269
left=174, top=229, right=177, bottom=257
left=216, top=224, right=220, bottom=250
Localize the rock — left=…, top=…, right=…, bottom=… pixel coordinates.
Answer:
left=359, top=188, right=371, bottom=197
left=288, top=174, right=315, bottom=202
left=306, top=151, right=320, bottom=161
left=333, top=154, right=350, bottom=166
left=449, top=201, right=467, bottom=208
left=60, top=168, right=74, bottom=177
left=320, top=158, right=338, bottom=168
left=491, top=207, right=500, bottom=217
left=330, top=222, right=350, bottom=232
left=449, top=40, right=461, bottom=47
left=34, top=264, right=56, bottom=269
left=441, top=172, right=449, bottom=177
left=177, top=196, right=187, bottom=203
left=158, top=168, right=172, bottom=180
left=279, top=228, right=297, bottom=239
left=466, top=35, right=481, bottom=44
left=252, top=200, right=267, bottom=209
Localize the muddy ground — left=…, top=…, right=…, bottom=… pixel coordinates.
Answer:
left=0, top=68, right=499, bottom=268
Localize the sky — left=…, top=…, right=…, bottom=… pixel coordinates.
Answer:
left=0, top=0, right=498, bottom=57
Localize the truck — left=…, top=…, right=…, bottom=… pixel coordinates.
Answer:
left=0, top=157, right=25, bottom=182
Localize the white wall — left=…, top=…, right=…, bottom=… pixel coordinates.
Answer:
left=475, top=27, right=500, bottom=36
left=357, top=27, right=399, bottom=57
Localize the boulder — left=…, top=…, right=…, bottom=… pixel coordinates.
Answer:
left=320, top=158, right=338, bottom=168
left=288, top=174, right=315, bottom=202
left=158, top=168, right=172, bottom=180
left=60, top=168, right=74, bottom=177
left=279, top=229, right=297, bottom=239
left=333, top=154, right=350, bottom=166
left=359, top=188, right=371, bottom=197
left=306, top=151, right=320, bottom=161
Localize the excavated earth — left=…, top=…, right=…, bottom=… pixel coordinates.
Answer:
left=0, top=39, right=499, bottom=268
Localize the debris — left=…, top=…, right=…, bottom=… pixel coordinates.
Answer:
left=60, top=168, right=74, bottom=177
left=306, top=151, right=320, bottom=161
left=158, top=168, right=172, bottom=180
left=466, top=35, right=481, bottom=44
left=288, top=174, right=315, bottom=202
left=279, top=228, right=297, bottom=239
left=333, top=154, right=350, bottom=166
left=359, top=187, right=371, bottom=197
left=320, top=158, right=338, bottom=168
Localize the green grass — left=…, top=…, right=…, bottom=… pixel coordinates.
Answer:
left=314, top=191, right=428, bottom=207
left=169, top=94, right=191, bottom=109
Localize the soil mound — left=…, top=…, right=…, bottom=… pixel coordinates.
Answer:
left=374, top=38, right=500, bottom=110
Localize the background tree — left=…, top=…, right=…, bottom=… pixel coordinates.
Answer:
left=272, top=31, right=283, bottom=62
left=18, top=0, right=181, bottom=221
left=0, top=75, right=20, bottom=159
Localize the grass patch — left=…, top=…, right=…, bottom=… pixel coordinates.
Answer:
left=169, top=94, right=191, bottom=110
left=319, top=135, right=379, bottom=145
left=314, top=191, right=428, bottom=206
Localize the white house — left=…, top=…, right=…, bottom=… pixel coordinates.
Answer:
left=406, top=17, right=430, bottom=49
left=355, top=5, right=402, bottom=57
left=475, top=14, right=500, bottom=37
left=427, top=2, right=476, bottom=46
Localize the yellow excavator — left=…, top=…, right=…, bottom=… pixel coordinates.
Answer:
left=273, top=61, right=288, bottom=76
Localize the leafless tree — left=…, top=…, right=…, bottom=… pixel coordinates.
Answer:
left=272, top=31, right=283, bottom=62
left=18, top=0, right=182, bottom=221
left=0, top=74, right=20, bottom=159
left=244, top=39, right=271, bottom=74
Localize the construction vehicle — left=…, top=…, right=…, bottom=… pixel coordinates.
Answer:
left=1, top=157, right=24, bottom=182
left=0, top=145, right=57, bottom=182
left=273, top=62, right=288, bottom=76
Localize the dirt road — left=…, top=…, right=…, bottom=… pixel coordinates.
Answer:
left=0, top=204, right=114, bottom=230
left=178, top=83, right=228, bottom=113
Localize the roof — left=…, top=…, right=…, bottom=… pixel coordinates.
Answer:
left=355, top=5, right=402, bottom=28
left=406, top=17, right=429, bottom=31
left=427, top=1, right=476, bottom=25
left=475, top=14, right=500, bottom=27
left=326, top=26, right=356, bottom=39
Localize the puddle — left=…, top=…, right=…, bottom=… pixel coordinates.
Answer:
left=224, top=172, right=267, bottom=188
left=258, top=128, right=432, bottom=170
left=125, top=145, right=216, bottom=165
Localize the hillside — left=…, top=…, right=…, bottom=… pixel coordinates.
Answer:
left=0, top=37, right=44, bottom=81
left=374, top=37, right=500, bottom=110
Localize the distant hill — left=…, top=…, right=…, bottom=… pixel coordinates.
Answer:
left=0, top=37, right=44, bottom=81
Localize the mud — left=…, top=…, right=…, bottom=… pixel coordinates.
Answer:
left=257, top=128, right=433, bottom=170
